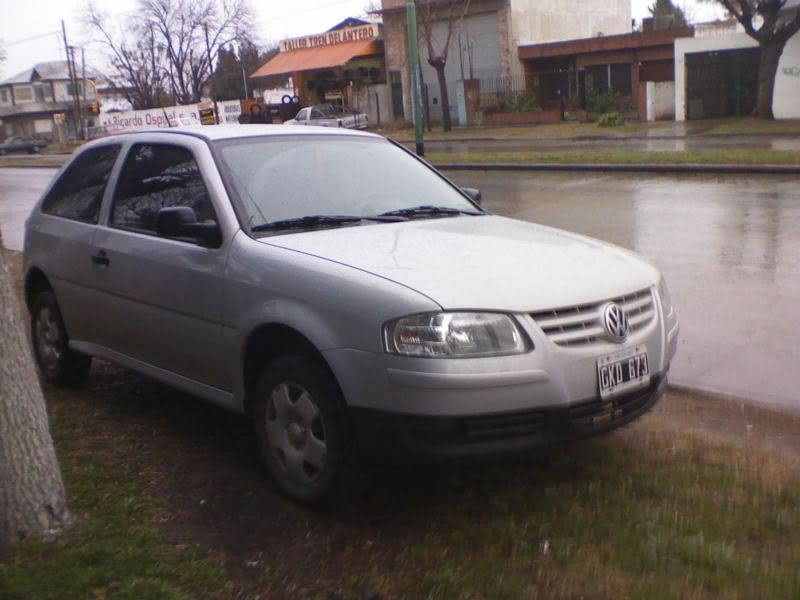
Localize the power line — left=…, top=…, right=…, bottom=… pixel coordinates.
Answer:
left=3, top=31, right=61, bottom=47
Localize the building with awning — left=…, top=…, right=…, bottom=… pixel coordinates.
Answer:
left=251, top=19, right=390, bottom=123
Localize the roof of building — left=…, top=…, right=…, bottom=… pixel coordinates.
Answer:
left=0, top=60, right=99, bottom=86
left=250, top=39, right=383, bottom=78
left=327, top=17, right=371, bottom=31
left=519, top=27, right=695, bottom=60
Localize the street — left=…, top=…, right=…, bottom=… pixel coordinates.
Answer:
left=1, top=167, right=798, bottom=409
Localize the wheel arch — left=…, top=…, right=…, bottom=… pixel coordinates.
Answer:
left=241, top=322, right=344, bottom=418
left=24, top=266, right=54, bottom=309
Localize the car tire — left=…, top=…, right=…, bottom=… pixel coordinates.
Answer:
left=31, top=291, right=91, bottom=387
left=253, top=353, right=358, bottom=507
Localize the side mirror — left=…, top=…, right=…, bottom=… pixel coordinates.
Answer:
left=155, top=206, right=221, bottom=247
left=462, top=187, right=482, bottom=206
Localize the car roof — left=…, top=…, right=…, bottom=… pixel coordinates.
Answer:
left=85, top=124, right=381, bottom=146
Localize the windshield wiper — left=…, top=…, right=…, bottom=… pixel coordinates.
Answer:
left=251, top=215, right=365, bottom=233
left=378, top=205, right=483, bottom=219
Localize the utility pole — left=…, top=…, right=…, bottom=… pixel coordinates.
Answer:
left=203, top=23, right=219, bottom=124
left=81, top=47, right=87, bottom=139
left=241, top=66, right=249, bottom=99
left=406, top=0, right=424, bottom=156
left=61, top=21, right=83, bottom=140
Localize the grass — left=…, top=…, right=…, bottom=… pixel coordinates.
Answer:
left=427, top=148, right=800, bottom=166
left=0, top=403, right=224, bottom=600
left=381, top=419, right=800, bottom=599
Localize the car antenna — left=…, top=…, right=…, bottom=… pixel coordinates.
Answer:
left=160, top=102, right=177, bottom=128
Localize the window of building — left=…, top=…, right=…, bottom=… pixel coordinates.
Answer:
left=610, top=63, right=633, bottom=96
left=14, top=86, right=33, bottom=102
left=41, top=145, right=122, bottom=223
left=0, top=88, right=7, bottom=103
left=110, top=144, right=216, bottom=237
left=585, top=65, right=609, bottom=94
left=34, top=85, right=46, bottom=103
left=66, top=82, right=84, bottom=97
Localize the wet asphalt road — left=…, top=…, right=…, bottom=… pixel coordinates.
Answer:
left=1, top=167, right=798, bottom=409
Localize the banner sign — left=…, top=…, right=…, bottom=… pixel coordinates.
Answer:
left=98, top=104, right=201, bottom=130
left=279, top=24, right=379, bottom=53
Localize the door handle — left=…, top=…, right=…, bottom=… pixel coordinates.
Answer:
left=91, top=250, right=110, bottom=267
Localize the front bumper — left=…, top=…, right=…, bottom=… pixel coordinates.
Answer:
left=349, top=374, right=667, bottom=462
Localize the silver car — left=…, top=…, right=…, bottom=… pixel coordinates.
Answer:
left=23, top=125, right=679, bottom=505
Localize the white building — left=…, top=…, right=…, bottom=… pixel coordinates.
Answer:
left=0, top=61, right=98, bottom=139
left=674, top=4, right=800, bottom=120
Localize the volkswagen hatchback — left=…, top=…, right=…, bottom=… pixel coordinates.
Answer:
left=24, top=126, right=679, bottom=505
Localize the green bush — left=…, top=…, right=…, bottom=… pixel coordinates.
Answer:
left=585, top=80, right=619, bottom=115
left=495, top=93, right=541, bottom=113
left=597, top=112, right=625, bottom=127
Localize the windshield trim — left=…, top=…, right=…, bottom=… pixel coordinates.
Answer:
left=212, top=133, right=487, bottom=240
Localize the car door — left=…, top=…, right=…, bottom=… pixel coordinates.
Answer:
left=295, top=107, right=311, bottom=125
left=26, top=143, right=123, bottom=347
left=90, top=138, right=231, bottom=391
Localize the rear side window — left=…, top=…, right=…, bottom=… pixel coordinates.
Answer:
left=110, top=143, right=216, bottom=233
left=41, top=144, right=121, bottom=223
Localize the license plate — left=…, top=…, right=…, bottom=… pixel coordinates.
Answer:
left=597, top=346, right=649, bottom=399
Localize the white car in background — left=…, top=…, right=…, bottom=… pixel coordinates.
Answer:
left=285, top=104, right=368, bottom=130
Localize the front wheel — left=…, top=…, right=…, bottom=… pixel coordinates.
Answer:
left=31, top=291, right=91, bottom=387
left=253, top=354, right=357, bottom=507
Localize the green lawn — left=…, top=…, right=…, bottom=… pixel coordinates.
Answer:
left=383, top=420, right=800, bottom=598
left=0, top=411, right=224, bottom=600
left=427, top=148, right=800, bottom=166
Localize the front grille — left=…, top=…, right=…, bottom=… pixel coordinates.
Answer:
left=569, top=379, right=657, bottom=432
left=530, top=287, right=656, bottom=348
left=463, top=411, right=545, bottom=441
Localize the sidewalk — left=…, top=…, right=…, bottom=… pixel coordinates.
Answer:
left=390, top=117, right=800, bottom=144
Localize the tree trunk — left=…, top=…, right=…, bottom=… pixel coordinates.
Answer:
left=0, top=241, right=70, bottom=554
left=433, top=62, right=452, bottom=132
left=753, top=40, right=784, bottom=120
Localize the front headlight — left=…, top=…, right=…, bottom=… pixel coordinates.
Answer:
left=658, top=277, right=674, bottom=316
left=384, top=312, right=530, bottom=358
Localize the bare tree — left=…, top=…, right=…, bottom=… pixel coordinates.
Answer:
left=84, top=3, right=167, bottom=109
left=139, top=0, right=253, bottom=105
left=0, top=236, right=70, bottom=553
left=715, top=0, right=800, bottom=119
left=417, top=0, right=472, bottom=131
left=84, top=0, right=253, bottom=108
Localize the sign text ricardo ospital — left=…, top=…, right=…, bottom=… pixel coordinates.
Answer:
left=280, top=24, right=378, bottom=53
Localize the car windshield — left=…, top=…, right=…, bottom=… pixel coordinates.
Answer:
left=215, top=135, right=481, bottom=232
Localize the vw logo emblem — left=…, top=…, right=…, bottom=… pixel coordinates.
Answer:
left=602, top=303, right=630, bottom=343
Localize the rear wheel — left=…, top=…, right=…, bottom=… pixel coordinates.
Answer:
left=31, top=291, right=91, bottom=387
left=253, top=354, right=357, bottom=506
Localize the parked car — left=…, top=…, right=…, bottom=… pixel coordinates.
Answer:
left=284, top=104, right=368, bottom=130
left=24, top=125, right=679, bottom=505
left=0, top=135, right=47, bottom=155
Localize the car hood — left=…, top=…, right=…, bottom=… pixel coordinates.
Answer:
left=260, top=215, right=660, bottom=312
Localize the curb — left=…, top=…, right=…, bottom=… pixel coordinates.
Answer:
left=431, top=162, right=800, bottom=175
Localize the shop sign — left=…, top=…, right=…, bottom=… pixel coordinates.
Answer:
left=280, top=24, right=379, bottom=53
left=198, top=101, right=216, bottom=125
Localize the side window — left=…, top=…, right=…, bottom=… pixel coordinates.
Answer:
left=310, top=108, right=324, bottom=120
left=298, top=108, right=310, bottom=121
left=110, top=143, right=216, bottom=235
left=41, top=144, right=121, bottom=223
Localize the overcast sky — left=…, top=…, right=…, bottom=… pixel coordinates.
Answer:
left=0, top=0, right=725, bottom=80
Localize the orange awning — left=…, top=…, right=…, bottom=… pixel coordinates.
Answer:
left=250, top=39, right=382, bottom=78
